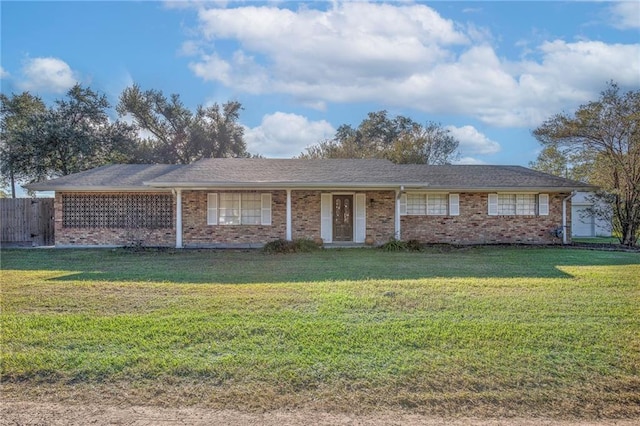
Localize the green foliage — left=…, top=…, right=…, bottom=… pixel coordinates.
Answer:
left=405, top=239, right=423, bottom=251
left=1, top=248, right=638, bottom=416
left=299, top=110, right=459, bottom=165
left=263, top=238, right=321, bottom=253
left=528, top=144, right=569, bottom=178
left=380, top=238, right=423, bottom=251
left=0, top=92, right=46, bottom=196
left=529, top=144, right=595, bottom=183
left=0, top=85, right=138, bottom=188
left=380, top=238, right=407, bottom=251
left=117, top=84, right=248, bottom=164
left=533, top=81, right=640, bottom=246
left=263, top=238, right=295, bottom=253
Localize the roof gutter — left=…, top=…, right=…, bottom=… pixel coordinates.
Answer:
left=143, top=181, right=590, bottom=193
left=144, top=181, right=408, bottom=189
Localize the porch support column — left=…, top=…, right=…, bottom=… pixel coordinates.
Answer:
left=395, top=189, right=401, bottom=240
left=286, top=189, right=292, bottom=241
left=175, top=189, right=183, bottom=249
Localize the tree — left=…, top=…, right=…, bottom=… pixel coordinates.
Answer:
left=1, top=85, right=138, bottom=191
left=117, top=85, right=248, bottom=164
left=387, top=122, right=459, bottom=165
left=300, top=111, right=459, bottom=164
left=27, top=85, right=137, bottom=179
left=529, top=144, right=569, bottom=178
left=533, top=82, right=640, bottom=246
left=0, top=92, right=46, bottom=197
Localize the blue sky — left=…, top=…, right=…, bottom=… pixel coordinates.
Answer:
left=2, top=0, right=639, bottom=166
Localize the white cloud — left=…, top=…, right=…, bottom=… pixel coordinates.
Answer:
left=244, top=112, right=335, bottom=158
left=609, top=2, right=640, bottom=30
left=455, top=156, right=486, bottom=165
left=0, top=66, right=9, bottom=79
left=186, top=3, right=640, bottom=128
left=190, top=51, right=269, bottom=94
left=179, top=40, right=202, bottom=57
left=190, top=2, right=467, bottom=94
left=120, top=113, right=157, bottom=141
left=445, top=125, right=501, bottom=155
left=17, top=57, right=78, bottom=93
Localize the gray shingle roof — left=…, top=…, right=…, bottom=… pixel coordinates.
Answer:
left=146, top=158, right=400, bottom=186
left=146, top=158, right=591, bottom=191
left=24, top=159, right=592, bottom=192
left=392, top=164, right=591, bottom=190
left=24, top=164, right=182, bottom=191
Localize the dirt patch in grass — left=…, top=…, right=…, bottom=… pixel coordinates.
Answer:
left=3, top=380, right=639, bottom=420
left=2, top=400, right=639, bottom=426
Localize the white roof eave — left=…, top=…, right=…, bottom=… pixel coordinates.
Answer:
left=26, top=182, right=593, bottom=193
left=144, top=181, right=405, bottom=189
left=146, top=181, right=590, bottom=193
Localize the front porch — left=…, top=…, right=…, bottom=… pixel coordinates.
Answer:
left=177, top=189, right=398, bottom=248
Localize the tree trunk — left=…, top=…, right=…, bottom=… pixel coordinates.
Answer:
left=10, top=168, right=16, bottom=199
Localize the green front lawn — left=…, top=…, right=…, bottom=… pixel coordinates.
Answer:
left=1, top=247, right=639, bottom=417
left=573, top=235, right=638, bottom=245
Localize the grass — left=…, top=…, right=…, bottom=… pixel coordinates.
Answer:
left=573, top=236, right=621, bottom=244
left=1, top=247, right=639, bottom=418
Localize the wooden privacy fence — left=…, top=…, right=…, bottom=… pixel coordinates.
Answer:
left=1, top=198, right=54, bottom=247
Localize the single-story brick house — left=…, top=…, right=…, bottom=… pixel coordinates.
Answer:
left=25, top=158, right=592, bottom=248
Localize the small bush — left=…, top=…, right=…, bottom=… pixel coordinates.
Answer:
left=380, top=238, right=423, bottom=252
left=405, top=239, right=423, bottom=251
left=380, top=239, right=407, bottom=252
left=294, top=238, right=321, bottom=252
left=263, top=239, right=295, bottom=253
left=263, top=238, right=321, bottom=254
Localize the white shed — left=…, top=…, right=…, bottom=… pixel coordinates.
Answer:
left=571, top=192, right=612, bottom=237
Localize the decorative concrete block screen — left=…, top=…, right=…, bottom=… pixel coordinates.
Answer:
left=62, top=194, right=173, bottom=229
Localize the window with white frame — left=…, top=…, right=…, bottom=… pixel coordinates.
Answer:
left=515, top=194, right=537, bottom=215
left=497, top=194, right=537, bottom=215
left=219, top=193, right=241, bottom=225
left=406, top=193, right=449, bottom=215
left=208, top=192, right=271, bottom=225
left=240, top=193, right=261, bottom=225
left=407, top=193, right=427, bottom=215
left=427, top=194, right=448, bottom=215
left=489, top=193, right=547, bottom=216
left=497, top=194, right=517, bottom=215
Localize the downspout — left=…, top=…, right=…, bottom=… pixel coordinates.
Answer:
left=562, top=191, right=576, bottom=245
left=286, top=189, right=292, bottom=241
left=395, top=185, right=404, bottom=240
left=173, top=188, right=183, bottom=249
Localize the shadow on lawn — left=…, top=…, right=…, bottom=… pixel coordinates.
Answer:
left=2, top=246, right=639, bottom=284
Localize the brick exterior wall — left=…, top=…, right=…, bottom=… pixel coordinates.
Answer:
left=291, top=191, right=321, bottom=240
left=182, top=190, right=287, bottom=246
left=400, top=192, right=570, bottom=244
left=54, top=190, right=571, bottom=247
left=365, top=191, right=396, bottom=244
left=289, top=191, right=396, bottom=244
left=54, top=192, right=176, bottom=247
